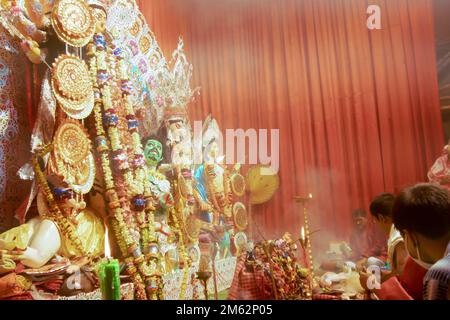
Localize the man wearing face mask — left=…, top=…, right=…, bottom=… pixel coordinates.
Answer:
left=392, top=183, right=450, bottom=300
left=362, top=193, right=428, bottom=300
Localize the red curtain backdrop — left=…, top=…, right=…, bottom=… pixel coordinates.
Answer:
left=138, top=0, right=444, bottom=249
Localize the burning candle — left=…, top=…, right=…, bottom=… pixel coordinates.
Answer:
left=300, top=226, right=308, bottom=267
left=99, top=226, right=121, bottom=300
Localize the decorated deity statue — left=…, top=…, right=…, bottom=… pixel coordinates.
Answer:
left=159, top=39, right=197, bottom=167
left=193, top=116, right=234, bottom=258
left=194, top=116, right=231, bottom=222
left=143, top=136, right=192, bottom=274
left=193, top=116, right=249, bottom=259
left=159, top=40, right=202, bottom=249
left=143, top=137, right=173, bottom=215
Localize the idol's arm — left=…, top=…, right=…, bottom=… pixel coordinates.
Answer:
left=20, top=219, right=61, bottom=268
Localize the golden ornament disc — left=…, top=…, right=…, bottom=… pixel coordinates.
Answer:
left=51, top=0, right=95, bottom=47
left=54, top=121, right=91, bottom=165
left=230, top=173, right=246, bottom=197
left=52, top=55, right=92, bottom=101
left=51, top=54, right=94, bottom=119
left=232, top=202, right=248, bottom=231
left=52, top=83, right=95, bottom=119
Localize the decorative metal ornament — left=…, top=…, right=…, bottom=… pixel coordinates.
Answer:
left=51, top=120, right=95, bottom=195
left=54, top=121, right=91, bottom=165
left=51, top=54, right=94, bottom=119
left=230, top=173, right=246, bottom=197
left=232, top=201, right=248, bottom=231
left=51, top=0, right=95, bottom=47
left=53, top=55, right=92, bottom=100
left=246, top=165, right=280, bottom=205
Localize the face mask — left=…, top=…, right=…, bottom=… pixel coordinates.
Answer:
left=404, top=234, right=433, bottom=270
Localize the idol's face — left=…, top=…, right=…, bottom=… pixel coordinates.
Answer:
left=144, top=139, right=163, bottom=166
left=205, top=140, right=219, bottom=163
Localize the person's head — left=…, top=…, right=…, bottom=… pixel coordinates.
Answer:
left=393, top=183, right=450, bottom=268
left=369, top=193, right=396, bottom=234
left=352, top=209, right=367, bottom=230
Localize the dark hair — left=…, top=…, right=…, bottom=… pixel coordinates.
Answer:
left=369, top=193, right=396, bottom=220
left=352, top=208, right=367, bottom=219
left=392, top=183, right=450, bottom=240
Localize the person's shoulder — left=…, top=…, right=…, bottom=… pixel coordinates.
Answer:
left=425, top=255, right=450, bottom=282
left=423, top=255, right=450, bottom=299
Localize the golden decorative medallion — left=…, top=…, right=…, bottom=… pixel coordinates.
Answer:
left=51, top=120, right=95, bottom=195
left=51, top=54, right=94, bottom=119
left=54, top=121, right=90, bottom=164
left=53, top=55, right=91, bottom=100
left=51, top=0, right=95, bottom=47
left=232, top=202, right=248, bottom=231
left=230, top=173, right=246, bottom=197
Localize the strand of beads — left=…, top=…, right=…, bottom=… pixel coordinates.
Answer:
left=112, top=45, right=153, bottom=250
left=87, top=36, right=147, bottom=300
left=166, top=182, right=190, bottom=300
left=111, top=44, right=163, bottom=299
